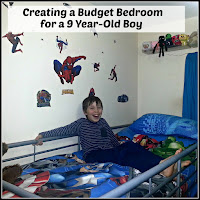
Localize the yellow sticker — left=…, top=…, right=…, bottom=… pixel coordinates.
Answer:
left=62, top=89, right=74, bottom=95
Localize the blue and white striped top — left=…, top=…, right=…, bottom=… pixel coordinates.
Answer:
left=39, top=118, right=120, bottom=159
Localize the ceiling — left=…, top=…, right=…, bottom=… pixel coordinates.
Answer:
left=89, top=1, right=199, bottom=19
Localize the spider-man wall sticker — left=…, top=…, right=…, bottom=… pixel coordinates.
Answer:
left=108, top=65, right=117, bottom=82
left=2, top=32, right=24, bottom=53
left=56, top=36, right=68, bottom=53
left=93, top=62, right=100, bottom=72
left=37, top=90, right=51, bottom=107
left=54, top=55, right=86, bottom=84
left=89, top=88, right=95, bottom=96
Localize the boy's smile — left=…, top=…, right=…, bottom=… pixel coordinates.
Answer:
left=84, top=102, right=103, bottom=123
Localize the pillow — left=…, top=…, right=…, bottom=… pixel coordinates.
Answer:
left=129, top=113, right=197, bottom=140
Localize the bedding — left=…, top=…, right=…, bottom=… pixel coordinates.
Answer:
left=2, top=151, right=186, bottom=198
left=3, top=144, right=195, bottom=198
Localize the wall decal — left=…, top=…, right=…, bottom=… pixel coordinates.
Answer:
left=2, top=32, right=24, bottom=53
left=54, top=55, right=86, bottom=84
left=89, top=88, right=95, bottom=96
left=56, top=36, right=68, bottom=53
left=108, top=65, right=117, bottom=82
left=62, top=89, right=74, bottom=95
left=93, top=62, right=100, bottom=72
left=118, top=94, right=129, bottom=103
left=37, top=90, right=51, bottom=107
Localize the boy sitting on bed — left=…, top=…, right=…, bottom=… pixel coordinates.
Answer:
left=34, top=96, right=191, bottom=177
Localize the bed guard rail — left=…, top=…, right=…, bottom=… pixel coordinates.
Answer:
left=2, top=180, right=42, bottom=198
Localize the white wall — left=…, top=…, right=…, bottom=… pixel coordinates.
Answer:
left=137, top=17, right=198, bottom=118
left=2, top=32, right=138, bottom=143
left=2, top=2, right=138, bottom=166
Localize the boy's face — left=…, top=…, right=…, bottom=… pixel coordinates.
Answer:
left=84, top=101, right=103, bottom=123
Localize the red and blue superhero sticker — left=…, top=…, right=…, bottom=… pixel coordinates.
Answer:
left=54, top=55, right=86, bottom=84
left=89, top=88, right=95, bottom=96
left=56, top=35, right=68, bottom=54
left=108, top=65, right=117, bottom=82
left=37, top=90, right=51, bottom=107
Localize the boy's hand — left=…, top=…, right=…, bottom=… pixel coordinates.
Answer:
left=33, top=135, right=43, bottom=146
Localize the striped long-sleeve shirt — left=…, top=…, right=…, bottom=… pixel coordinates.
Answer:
left=39, top=118, right=120, bottom=160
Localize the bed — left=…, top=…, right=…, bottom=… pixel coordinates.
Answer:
left=2, top=113, right=198, bottom=198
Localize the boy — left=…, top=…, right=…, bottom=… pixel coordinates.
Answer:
left=35, top=96, right=191, bottom=176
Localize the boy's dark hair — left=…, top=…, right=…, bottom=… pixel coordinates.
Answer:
left=82, top=96, right=103, bottom=113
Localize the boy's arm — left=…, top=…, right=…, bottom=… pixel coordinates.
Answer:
left=35, top=119, right=84, bottom=144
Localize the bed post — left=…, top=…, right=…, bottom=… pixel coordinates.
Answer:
left=176, top=159, right=181, bottom=197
